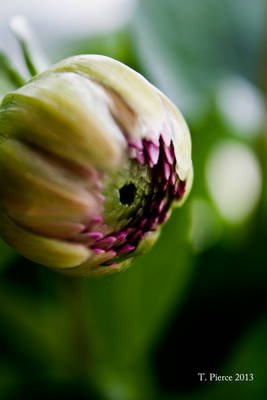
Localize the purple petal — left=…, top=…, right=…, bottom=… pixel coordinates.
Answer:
left=158, top=199, right=165, bottom=213
left=96, top=193, right=105, bottom=202
left=159, top=210, right=169, bottom=224
left=96, top=236, right=117, bottom=249
left=130, top=229, right=143, bottom=241
left=114, top=231, right=127, bottom=241
left=176, top=180, right=186, bottom=199
left=161, top=124, right=172, bottom=146
left=170, top=171, right=176, bottom=185
left=92, top=248, right=105, bottom=254
left=170, top=184, right=177, bottom=197
left=129, top=139, right=143, bottom=151
left=163, top=143, right=174, bottom=165
left=87, top=232, right=104, bottom=241
left=149, top=216, right=159, bottom=230
left=74, top=230, right=104, bottom=245
left=117, top=244, right=135, bottom=255
left=140, top=218, right=148, bottom=229
left=162, top=181, right=168, bottom=191
left=144, top=141, right=160, bottom=167
left=91, top=216, right=104, bottom=224
left=136, top=151, right=145, bottom=165
left=94, top=180, right=104, bottom=191
left=107, top=250, right=117, bottom=257
left=125, top=227, right=134, bottom=235
left=163, top=162, right=171, bottom=180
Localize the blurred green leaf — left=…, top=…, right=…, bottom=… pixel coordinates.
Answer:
left=133, top=0, right=266, bottom=117
left=0, top=277, right=86, bottom=374
left=85, top=206, right=194, bottom=382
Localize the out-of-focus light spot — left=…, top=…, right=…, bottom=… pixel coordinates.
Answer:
left=189, top=198, right=222, bottom=253
left=216, top=75, right=265, bottom=139
left=206, top=140, right=262, bottom=224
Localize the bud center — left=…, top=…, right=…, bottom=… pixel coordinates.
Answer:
left=119, top=183, right=137, bottom=205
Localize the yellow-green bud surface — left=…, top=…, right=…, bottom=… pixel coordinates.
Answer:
left=0, top=55, right=193, bottom=277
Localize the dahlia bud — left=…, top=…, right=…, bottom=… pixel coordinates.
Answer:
left=0, top=55, right=192, bottom=277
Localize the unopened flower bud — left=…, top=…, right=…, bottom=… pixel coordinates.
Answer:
left=0, top=55, right=192, bottom=277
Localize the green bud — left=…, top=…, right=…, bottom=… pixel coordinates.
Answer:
left=0, top=55, right=192, bottom=277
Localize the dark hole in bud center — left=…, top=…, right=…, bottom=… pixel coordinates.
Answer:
left=119, top=183, right=137, bottom=205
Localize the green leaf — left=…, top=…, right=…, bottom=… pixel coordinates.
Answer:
left=85, top=206, right=194, bottom=370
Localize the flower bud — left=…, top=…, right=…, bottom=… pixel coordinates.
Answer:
left=0, top=55, right=192, bottom=277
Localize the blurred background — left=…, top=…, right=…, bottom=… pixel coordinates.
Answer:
left=0, top=0, right=267, bottom=399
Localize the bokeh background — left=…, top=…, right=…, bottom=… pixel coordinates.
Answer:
left=0, top=0, right=267, bottom=399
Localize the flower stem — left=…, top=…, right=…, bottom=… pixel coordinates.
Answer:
left=0, top=52, right=25, bottom=87
left=9, top=15, right=49, bottom=77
